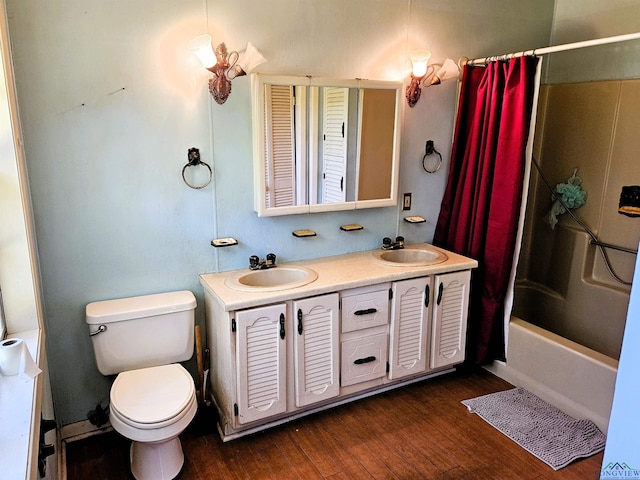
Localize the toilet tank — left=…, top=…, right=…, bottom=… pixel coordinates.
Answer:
left=86, top=290, right=196, bottom=375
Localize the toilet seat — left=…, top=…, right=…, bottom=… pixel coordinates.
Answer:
left=110, top=364, right=196, bottom=430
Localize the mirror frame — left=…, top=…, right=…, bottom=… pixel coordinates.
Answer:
left=251, top=74, right=403, bottom=217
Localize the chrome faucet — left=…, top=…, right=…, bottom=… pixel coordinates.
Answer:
left=382, top=236, right=405, bottom=250
left=249, top=253, right=277, bottom=270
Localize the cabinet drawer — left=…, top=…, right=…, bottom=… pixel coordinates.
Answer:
left=340, top=333, right=388, bottom=387
left=341, top=288, right=389, bottom=333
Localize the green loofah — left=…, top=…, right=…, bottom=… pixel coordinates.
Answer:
left=545, top=169, right=587, bottom=229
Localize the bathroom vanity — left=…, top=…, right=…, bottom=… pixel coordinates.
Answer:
left=200, top=244, right=477, bottom=440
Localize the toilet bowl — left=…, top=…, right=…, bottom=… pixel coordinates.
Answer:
left=109, top=364, right=197, bottom=479
left=86, top=290, right=198, bottom=480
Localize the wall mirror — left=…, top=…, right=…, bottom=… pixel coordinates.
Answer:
left=251, top=74, right=402, bottom=217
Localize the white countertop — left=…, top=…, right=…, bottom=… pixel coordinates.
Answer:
left=200, top=244, right=478, bottom=312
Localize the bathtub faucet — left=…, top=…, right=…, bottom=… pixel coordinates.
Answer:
left=382, top=236, right=405, bottom=250
left=249, top=253, right=277, bottom=270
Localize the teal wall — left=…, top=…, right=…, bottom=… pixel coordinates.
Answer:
left=5, top=0, right=553, bottom=426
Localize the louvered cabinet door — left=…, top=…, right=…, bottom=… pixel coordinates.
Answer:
left=235, top=303, right=287, bottom=424
left=430, top=270, right=471, bottom=369
left=388, top=277, right=431, bottom=379
left=293, top=293, right=340, bottom=407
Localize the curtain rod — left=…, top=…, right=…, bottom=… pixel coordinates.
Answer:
left=466, top=31, right=640, bottom=66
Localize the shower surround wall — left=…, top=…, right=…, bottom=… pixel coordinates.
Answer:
left=5, top=0, right=555, bottom=427
left=490, top=79, right=640, bottom=433
left=515, top=79, right=640, bottom=361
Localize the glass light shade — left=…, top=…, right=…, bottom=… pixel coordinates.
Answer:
left=409, top=49, right=432, bottom=77
left=237, top=42, right=267, bottom=74
left=188, top=34, right=216, bottom=69
left=432, top=58, right=460, bottom=84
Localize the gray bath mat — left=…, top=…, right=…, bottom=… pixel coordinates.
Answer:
left=462, top=387, right=606, bottom=470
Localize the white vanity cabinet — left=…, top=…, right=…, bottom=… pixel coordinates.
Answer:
left=292, top=294, right=340, bottom=407
left=387, top=271, right=471, bottom=376
left=339, top=284, right=390, bottom=388
left=235, top=303, right=287, bottom=424
left=430, top=270, right=471, bottom=369
left=233, top=293, right=340, bottom=426
left=200, top=244, right=478, bottom=440
left=388, top=277, right=431, bottom=379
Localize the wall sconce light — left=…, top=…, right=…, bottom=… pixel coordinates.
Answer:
left=189, top=34, right=266, bottom=105
left=406, top=49, right=433, bottom=108
left=406, top=50, right=460, bottom=107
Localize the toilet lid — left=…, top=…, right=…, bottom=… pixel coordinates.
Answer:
left=111, top=364, right=195, bottom=425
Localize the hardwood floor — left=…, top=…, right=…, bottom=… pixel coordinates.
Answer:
left=65, top=369, right=604, bottom=479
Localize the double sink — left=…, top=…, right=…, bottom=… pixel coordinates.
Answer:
left=224, top=244, right=448, bottom=292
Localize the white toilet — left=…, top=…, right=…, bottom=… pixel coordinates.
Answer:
left=86, top=290, right=198, bottom=480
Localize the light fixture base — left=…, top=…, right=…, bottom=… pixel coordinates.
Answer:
left=205, top=43, right=238, bottom=104
left=406, top=75, right=423, bottom=108
left=208, top=76, right=232, bottom=104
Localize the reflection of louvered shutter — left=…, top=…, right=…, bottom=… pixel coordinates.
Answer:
left=265, top=85, right=295, bottom=208
left=322, top=87, right=348, bottom=203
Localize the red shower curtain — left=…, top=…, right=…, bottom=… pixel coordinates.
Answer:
left=434, top=56, right=538, bottom=365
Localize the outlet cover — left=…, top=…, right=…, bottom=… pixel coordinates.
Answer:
left=403, top=193, right=411, bottom=210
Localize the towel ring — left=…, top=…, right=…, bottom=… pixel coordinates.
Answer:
left=182, top=147, right=212, bottom=189
left=422, top=140, right=442, bottom=174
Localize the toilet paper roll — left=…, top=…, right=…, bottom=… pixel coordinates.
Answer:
left=0, top=337, right=42, bottom=379
left=0, top=338, right=23, bottom=375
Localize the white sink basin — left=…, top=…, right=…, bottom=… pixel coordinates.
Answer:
left=370, top=245, right=448, bottom=267
left=224, top=266, right=318, bottom=292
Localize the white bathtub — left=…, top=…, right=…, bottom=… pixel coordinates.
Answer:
left=486, top=318, right=618, bottom=433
